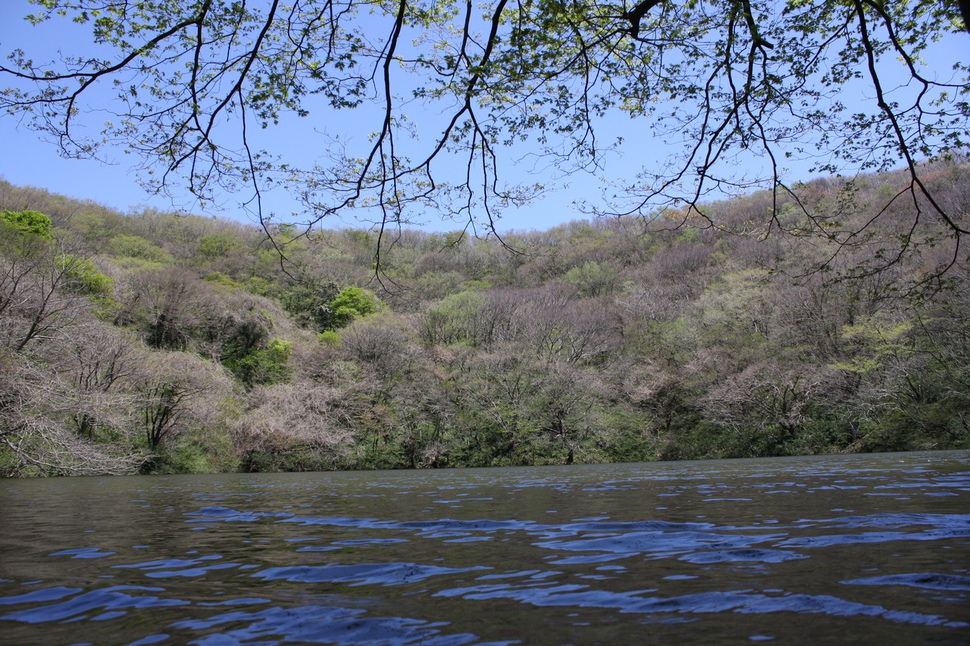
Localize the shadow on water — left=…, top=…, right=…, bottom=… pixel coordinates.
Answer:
left=1, top=451, right=968, bottom=644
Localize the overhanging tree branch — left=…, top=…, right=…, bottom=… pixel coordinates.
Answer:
left=0, top=0, right=966, bottom=279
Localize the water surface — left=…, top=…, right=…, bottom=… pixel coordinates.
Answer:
left=2, top=451, right=968, bottom=644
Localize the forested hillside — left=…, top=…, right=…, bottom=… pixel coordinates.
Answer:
left=1, top=162, right=968, bottom=476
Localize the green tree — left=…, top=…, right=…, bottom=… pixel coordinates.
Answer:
left=329, top=286, right=380, bottom=328
left=279, top=279, right=339, bottom=332
left=0, top=210, right=53, bottom=240
left=196, top=232, right=242, bottom=261
left=564, top=261, right=620, bottom=297
left=1, top=1, right=965, bottom=276
left=59, top=255, right=114, bottom=297
left=421, top=291, right=488, bottom=346
left=109, top=234, right=174, bottom=264
left=224, top=337, right=294, bottom=388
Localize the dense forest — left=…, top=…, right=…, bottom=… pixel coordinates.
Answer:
left=1, top=162, right=968, bottom=477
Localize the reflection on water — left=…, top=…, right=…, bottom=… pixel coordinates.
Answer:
left=1, top=451, right=968, bottom=644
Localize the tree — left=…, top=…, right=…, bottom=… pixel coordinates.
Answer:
left=224, top=337, right=294, bottom=387
left=1, top=1, right=966, bottom=276
left=0, top=217, right=104, bottom=353
left=51, top=323, right=140, bottom=440
left=1, top=210, right=53, bottom=240
left=136, top=350, right=232, bottom=451
left=116, top=266, right=220, bottom=351
left=233, top=381, right=353, bottom=471
left=0, top=340, right=148, bottom=477
left=329, top=286, right=381, bottom=328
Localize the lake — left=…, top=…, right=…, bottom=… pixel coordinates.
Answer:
left=1, top=451, right=968, bottom=644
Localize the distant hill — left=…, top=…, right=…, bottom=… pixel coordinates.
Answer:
left=1, top=163, right=967, bottom=476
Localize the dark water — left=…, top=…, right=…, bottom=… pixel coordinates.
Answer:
left=1, top=452, right=969, bottom=645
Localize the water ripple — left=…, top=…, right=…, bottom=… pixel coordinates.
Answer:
left=535, top=530, right=786, bottom=558
left=842, top=573, right=970, bottom=592
left=253, top=562, right=490, bottom=587
left=49, top=548, right=115, bottom=559
left=113, top=556, right=240, bottom=579
left=182, top=505, right=970, bottom=566
left=776, top=528, right=970, bottom=549
left=0, top=586, right=189, bottom=624
left=0, top=586, right=82, bottom=606
left=169, top=604, right=516, bottom=645
left=435, top=583, right=968, bottom=628
left=678, top=549, right=807, bottom=564
left=2, top=451, right=967, bottom=643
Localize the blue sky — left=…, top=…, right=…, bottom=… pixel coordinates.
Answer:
left=0, top=0, right=617, bottom=233
left=0, top=3, right=194, bottom=216
left=1, top=1, right=965, bottom=234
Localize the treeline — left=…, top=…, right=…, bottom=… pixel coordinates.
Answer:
left=1, top=162, right=968, bottom=476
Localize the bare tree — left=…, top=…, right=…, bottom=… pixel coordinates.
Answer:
left=116, top=267, right=206, bottom=350
left=700, top=360, right=839, bottom=455
left=0, top=227, right=97, bottom=352
left=233, top=381, right=353, bottom=470
left=135, top=350, right=233, bottom=450
left=0, top=347, right=148, bottom=476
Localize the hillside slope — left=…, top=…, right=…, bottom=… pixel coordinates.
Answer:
left=1, top=163, right=967, bottom=476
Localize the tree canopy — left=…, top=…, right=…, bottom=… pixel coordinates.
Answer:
left=1, top=0, right=968, bottom=275
left=1, top=209, right=53, bottom=239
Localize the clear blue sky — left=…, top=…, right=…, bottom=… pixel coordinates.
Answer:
left=1, top=1, right=964, bottom=234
